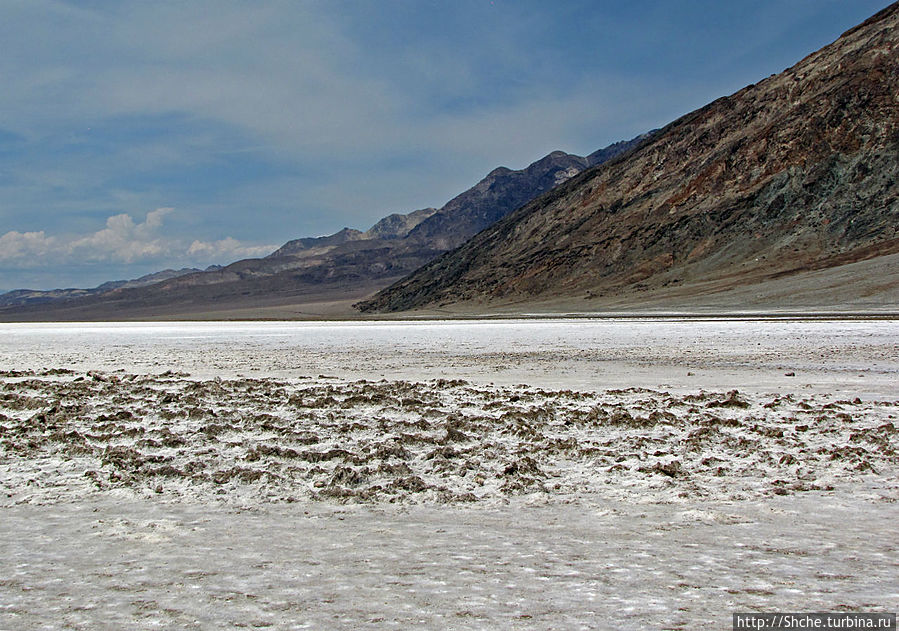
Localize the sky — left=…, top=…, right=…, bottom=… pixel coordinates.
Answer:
left=0, top=0, right=892, bottom=290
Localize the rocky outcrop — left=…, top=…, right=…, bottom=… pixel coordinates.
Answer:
left=358, top=3, right=899, bottom=313
left=363, top=208, right=438, bottom=240
left=267, top=228, right=366, bottom=258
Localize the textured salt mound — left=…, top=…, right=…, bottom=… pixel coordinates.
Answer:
left=1, top=370, right=896, bottom=506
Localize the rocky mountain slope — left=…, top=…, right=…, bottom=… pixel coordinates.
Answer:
left=358, top=2, right=899, bottom=313
left=401, top=146, right=651, bottom=251
left=0, top=136, right=646, bottom=320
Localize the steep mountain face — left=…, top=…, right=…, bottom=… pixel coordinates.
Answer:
left=0, top=136, right=646, bottom=320
left=359, top=3, right=899, bottom=313
left=404, top=137, right=652, bottom=253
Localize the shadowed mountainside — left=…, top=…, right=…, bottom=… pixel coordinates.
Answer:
left=358, top=3, right=899, bottom=313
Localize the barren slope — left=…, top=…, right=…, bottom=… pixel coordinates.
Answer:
left=359, top=3, right=899, bottom=313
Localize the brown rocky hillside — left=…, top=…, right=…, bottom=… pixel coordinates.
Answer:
left=358, top=3, right=899, bottom=313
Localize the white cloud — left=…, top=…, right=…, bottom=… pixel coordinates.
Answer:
left=0, top=208, right=276, bottom=270
left=68, top=208, right=174, bottom=263
left=0, top=230, right=57, bottom=262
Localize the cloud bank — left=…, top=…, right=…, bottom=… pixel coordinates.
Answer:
left=0, top=208, right=276, bottom=274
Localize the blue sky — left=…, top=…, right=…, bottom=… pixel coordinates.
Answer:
left=0, top=0, right=891, bottom=290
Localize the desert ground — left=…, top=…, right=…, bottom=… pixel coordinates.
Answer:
left=1, top=318, right=897, bottom=629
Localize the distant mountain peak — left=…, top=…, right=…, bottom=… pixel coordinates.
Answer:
left=363, top=208, right=438, bottom=241
left=267, top=227, right=365, bottom=258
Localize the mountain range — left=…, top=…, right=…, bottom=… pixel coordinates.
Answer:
left=0, top=267, right=216, bottom=309
left=358, top=2, right=899, bottom=314
left=0, top=135, right=648, bottom=320
left=3, top=3, right=897, bottom=320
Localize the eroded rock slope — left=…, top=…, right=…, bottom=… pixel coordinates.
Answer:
left=360, top=3, right=899, bottom=312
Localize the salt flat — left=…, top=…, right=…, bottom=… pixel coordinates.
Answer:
left=0, top=319, right=897, bottom=629
left=1, top=317, right=896, bottom=394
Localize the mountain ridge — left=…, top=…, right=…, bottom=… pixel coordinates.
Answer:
left=0, top=267, right=214, bottom=309
left=0, top=134, right=649, bottom=320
